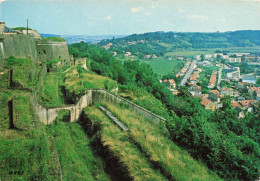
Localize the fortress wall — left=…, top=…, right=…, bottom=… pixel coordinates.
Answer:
left=91, top=89, right=166, bottom=124
left=36, top=43, right=54, bottom=62
left=31, top=90, right=92, bottom=125
left=36, top=41, right=71, bottom=66
left=51, top=43, right=71, bottom=65
left=0, top=41, right=4, bottom=67
left=31, top=89, right=165, bottom=125
left=2, top=34, right=38, bottom=61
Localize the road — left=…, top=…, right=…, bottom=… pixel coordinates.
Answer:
left=217, top=68, right=222, bottom=89
left=181, top=60, right=197, bottom=86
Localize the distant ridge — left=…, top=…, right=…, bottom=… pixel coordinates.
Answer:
left=97, top=30, right=260, bottom=57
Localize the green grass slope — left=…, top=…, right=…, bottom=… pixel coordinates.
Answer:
left=101, top=102, right=221, bottom=181
left=83, top=106, right=168, bottom=180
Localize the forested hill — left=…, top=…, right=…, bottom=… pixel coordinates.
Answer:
left=98, top=30, right=260, bottom=56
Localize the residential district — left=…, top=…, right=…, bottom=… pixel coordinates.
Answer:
left=160, top=52, right=260, bottom=118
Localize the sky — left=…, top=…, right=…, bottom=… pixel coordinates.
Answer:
left=0, top=0, right=260, bottom=35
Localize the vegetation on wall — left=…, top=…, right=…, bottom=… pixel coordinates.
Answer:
left=13, top=27, right=32, bottom=31
left=42, top=37, right=66, bottom=42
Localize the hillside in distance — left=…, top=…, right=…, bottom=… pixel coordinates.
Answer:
left=98, top=30, right=260, bottom=56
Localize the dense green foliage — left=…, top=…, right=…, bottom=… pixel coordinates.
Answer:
left=167, top=91, right=260, bottom=180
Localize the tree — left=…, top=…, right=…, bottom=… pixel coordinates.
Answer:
left=200, top=54, right=205, bottom=61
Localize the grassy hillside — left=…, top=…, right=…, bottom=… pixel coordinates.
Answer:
left=100, top=102, right=221, bottom=181
left=119, top=87, right=170, bottom=119
left=98, top=30, right=260, bottom=57
left=0, top=91, right=54, bottom=180
left=40, top=73, right=66, bottom=107
left=47, top=110, right=109, bottom=180
left=83, top=107, right=167, bottom=180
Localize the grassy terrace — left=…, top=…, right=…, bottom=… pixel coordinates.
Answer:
left=0, top=90, right=34, bottom=132
left=101, top=102, right=221, bottom=181
left=5, top=57, right=40, bottom=89
left=40, top=73, right=66, bottom=107
left=47, top=111, right=109, bottom=180
left=64, top=67, right=117, bottom=96
left=0, top=90, right=54, bottom=180
left=13, top=94, right=34, bottom=130
left=119, top=88, right=170, bottom=119
left=84, top=107, right=167, bottom=180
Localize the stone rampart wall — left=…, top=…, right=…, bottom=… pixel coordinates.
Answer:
left=36, top=41, right=71, bottom=65
left=2, top=34, right=38, bottom=61
left=31, top=91, right=92, bottom=125
left=91, top=89, right=166, bottom=124
left=31, top=89, right=166, bottom=125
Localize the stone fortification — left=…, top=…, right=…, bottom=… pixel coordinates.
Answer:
left=1, top=34, right=38, bottom=61
left=30, top=89, right=166, bottom=125
left=36, top=40, right=71, bottom=65
left=0, top=33, right=71, bottom=67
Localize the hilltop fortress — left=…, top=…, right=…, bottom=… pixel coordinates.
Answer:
left=0, top=22, right=71, bottom=68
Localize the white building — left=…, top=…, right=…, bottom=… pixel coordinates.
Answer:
left=221, top=55, right=229, bottom=59
left=193, top=55, right=201, bottom=60
left=227, top=67, right=240, bottom=81
left=242, top=75, right=256, bottom=84
left=228, top=57, right=241, bottom=63
left=204, top=54, right=212, bottom=59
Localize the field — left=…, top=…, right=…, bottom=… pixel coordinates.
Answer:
left=140, top=57, right=183, bottom=77
left=166, top=46, right=260, bottom=58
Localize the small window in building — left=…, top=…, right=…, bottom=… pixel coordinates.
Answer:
left=43, top=50, right=47, bottom=54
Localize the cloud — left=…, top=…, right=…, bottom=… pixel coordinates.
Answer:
left=105, top=15, right=112, bottom=20
left=188, top=14, right=210, bottom=21
left=131, top=6, right=143, bottom=13
left=0, top=0, right=6, bottom=3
